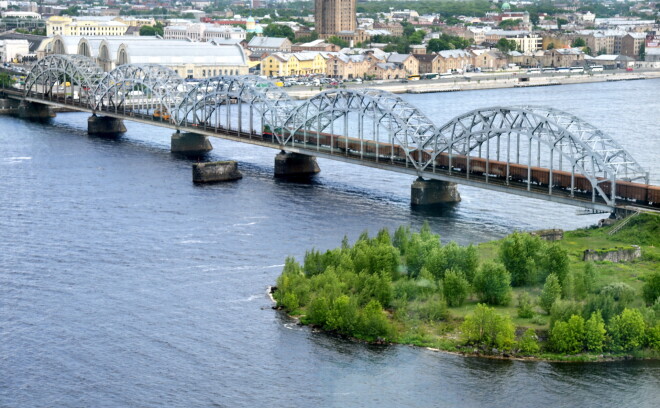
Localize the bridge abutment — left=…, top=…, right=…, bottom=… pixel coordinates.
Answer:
left=274, top=151, right=320, bottom=178
left=88, top=115, right=126, bottom=136
left=411, top=178, right=461, bottom=207
left=171, top=131, right=213, bottom=155
left=18, top=102, right=55, bottom=120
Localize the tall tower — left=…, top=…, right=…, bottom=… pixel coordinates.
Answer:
left=315, top=0, right=356, bottom=38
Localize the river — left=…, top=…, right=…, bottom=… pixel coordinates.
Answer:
left=1, top=79, right=659, bottom=407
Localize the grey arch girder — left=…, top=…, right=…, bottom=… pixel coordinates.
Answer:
left=173, top=75, right=295, bottom=139
left=24, top=54, right=105, bottom=108
left=426, top=106, right=649, bottom=205
left=93, top=64, right=186, bottom=117
left=283, top=89, right=437, bottom=167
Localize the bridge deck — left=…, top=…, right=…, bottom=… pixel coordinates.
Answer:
left=4, top=89, right=658, bottom=214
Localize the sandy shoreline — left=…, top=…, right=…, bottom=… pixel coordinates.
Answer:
left=286, top=70, right=660, bottom=99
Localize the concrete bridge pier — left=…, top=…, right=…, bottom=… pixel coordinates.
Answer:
left=171, top=131, right=213, bottom=155
left=274, top=151, right=320, bottom=178
left=88, top=115, right=126, bottom=136
left=18, top=101, right=55, bottom=120
left=411, top=177, right=461, bottom=207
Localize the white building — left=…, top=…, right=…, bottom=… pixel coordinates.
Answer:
left=45, top=35, right=249, bottom=78
left=164, top=23, right=245, bottom=42
left=0, top=39, right=30, bottom=62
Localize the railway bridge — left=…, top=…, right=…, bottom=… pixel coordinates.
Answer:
left=2, top=54, right=658, bottom=214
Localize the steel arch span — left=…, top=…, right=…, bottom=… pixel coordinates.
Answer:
left=282, top=89, right=437, bottom=167
left=93, top=64, right=186, bottom=122
left=24, top=54, right=104, bottom=108
left=173, top=75, right=295, bottom=139
left=424, top=106, right=649, bottom=206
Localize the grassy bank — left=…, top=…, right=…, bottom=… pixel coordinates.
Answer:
left=273, top=213, right=660, bottom=362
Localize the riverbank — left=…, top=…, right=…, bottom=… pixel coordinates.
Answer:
left=272, top=213, right=660, bottom=362
left=286, top=70, right=660, bottom=99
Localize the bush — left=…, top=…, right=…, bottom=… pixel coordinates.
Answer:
left=642, top=271, right=660, bottom=306
left=461, top=304, right=515, bottom=350
left=550, top=299, right=583, bottom=328
left=540, top=273, right=562, bottom=314
left=538, top=243, right=570, bottom=284
left=472, top=262, right=512, bottom=305
left=357, top=300, right=393, bottom=341
left=584, top=311, right=606, bottom=353
left=600, top=282, right=636, bottom=306
left=517, top=292, right=535, bottom=318
left=583, top=293, right=623, bottom=324
left=608, top=308, right=646, bottom=352
left=405, top=295, right=449, bottom=322
left=647, top=323, right=660, bottom=351
left=551, top=314, right=585, bottom=354
left=499, top=232, right=544, bottom=286
left=518, top=328, right=540, bottom=354
left=443, top=269, right=470, bottom=307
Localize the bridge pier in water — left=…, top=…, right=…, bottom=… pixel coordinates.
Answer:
left=171, top=131, right=213, bottom=155
left=274, top=151, right=320, bottom=178
left=88, top=115, right=126, bottom=136
left=18, top=102, right=54, bottom=120
left=411, top=178, right=461, bottom=207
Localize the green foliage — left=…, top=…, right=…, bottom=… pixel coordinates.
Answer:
left=518, top=328, right=540, bottom=354
left=540, top=273, right=562, bottom=314
left=610, top=214, right=660, bottom=246
left=599, top=282, right=636, bottom=306
left=496, top=38, right=518, bottom=53
left=571, top=38, right=587, bottom=47
left=472, top=262, right=512, bottom=305
left=642, top=271, right=660, bottom=306
left=551, top=315, right=585, bottom=354
left=263, top=24, right=295, bottom=41
left=549, top=299, right=583, bottom=328
left=443, top=270, right=470, bottom=307
left=566, top=263, right=597, bottom=299
left=647, top=323, right=660, bottom=351
left=499, top=232, right=544, bottom=286
left=584, top=311, right=606, bottom=353
left=517, top=292, right=535, bottom=318
left=326, top=36, right=349, bottom=48
left=583, top=293, right=624, bottom=324
left=608, top=308, right=646, bottom=351
left=427, top=34, right=471, bottom=52
left=0, top=72, right=15, bottom=88
left=403, top=295, right=449, bottom=322
left=358, top=300, right=394, bottom=341
left=498, top=19, right=522, bottom=29
left=461, top=304, right=515, bottom=350
left=424, top=242, right=478, bottom=282
left=538, top=244, right=569, bottom=284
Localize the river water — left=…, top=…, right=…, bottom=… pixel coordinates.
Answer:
left=1, top=79, right=659, bottom=407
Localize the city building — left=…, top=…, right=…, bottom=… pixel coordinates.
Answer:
left=164, top=23, right=246, bottom=42
left=45, top=35, right=249, bottom=78
left=0, top=39, right=29, bottom=62
left=46, top=16, right=129, bottom=37
left=621, top=33, right=647, bottom=58
left=247, top=36, right=292, bottom=53
left=261, top=52, right=326, bottom=77
left=315, top=0, right=356, bottom=38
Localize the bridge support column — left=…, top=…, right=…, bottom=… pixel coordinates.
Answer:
left=411, top=177, right=461, bottom=207
left=88, top=115, right=126, bottom=136
left=18, top=102, right=55, bottom=120
left=171, top=131, right=213, bottom=155
left=274, top=151, right=320, bottom=178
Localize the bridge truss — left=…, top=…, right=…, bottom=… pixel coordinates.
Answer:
left=18, top=55, right=652, bottom=209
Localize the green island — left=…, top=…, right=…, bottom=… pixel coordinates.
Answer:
left=273, top=213, right=660, bottom=362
